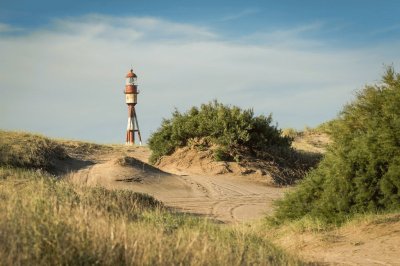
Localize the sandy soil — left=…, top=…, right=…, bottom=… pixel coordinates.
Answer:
left=156, top=146, right=277, bottom=184
left=60, top=144, right=400, bottom=265
left=65, top=145, right=287, bottom=223
left=273, top=214, right=400, bottom=265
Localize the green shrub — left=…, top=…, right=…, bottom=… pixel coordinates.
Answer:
left=148, top=101, right=291, bottom=164
left=213, top=147, right=232, bottom=161
left=274, top=67, right=400, bottom=224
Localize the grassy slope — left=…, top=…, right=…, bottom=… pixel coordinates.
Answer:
left=0, top=130, right=68, bottom=170
left=260, top=211, right=400, bottom=264
left=285, top=127, right=331, bottom=154
left=1, top=129, right=397, bottom=264
left=0, top=130, right=304, bottom=265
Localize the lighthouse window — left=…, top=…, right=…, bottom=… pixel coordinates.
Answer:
left=126, top=78, right=134, bottom=85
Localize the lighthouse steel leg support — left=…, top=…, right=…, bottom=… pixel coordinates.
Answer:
left=126, top=105, right=135, bottom=145
left=133, top=108, right=142, bottom=146
left=126, top=104, right=142, bottom=146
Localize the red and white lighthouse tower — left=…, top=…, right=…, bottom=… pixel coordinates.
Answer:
left=124, top=69, right=142, bottom=145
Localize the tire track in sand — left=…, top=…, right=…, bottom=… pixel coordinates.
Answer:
left=161, top=174, right=286, bottom=223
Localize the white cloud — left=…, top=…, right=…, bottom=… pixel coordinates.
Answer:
left=0, top=15, right=399, bottom=143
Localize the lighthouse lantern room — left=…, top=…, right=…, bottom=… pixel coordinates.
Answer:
left=124, top=69, right=142, bottom=145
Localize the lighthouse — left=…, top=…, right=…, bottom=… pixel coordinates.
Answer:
left=124, top=69, right=142, bottom=145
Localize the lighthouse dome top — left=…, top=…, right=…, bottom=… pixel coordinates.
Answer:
left=126, top=69, right=137, bottom=78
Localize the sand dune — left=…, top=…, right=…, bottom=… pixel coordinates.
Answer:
left=60, top=144, right=400, bottom=264
left=65, top=146, right=286, bottom=223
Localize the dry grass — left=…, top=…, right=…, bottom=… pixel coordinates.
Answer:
left=0, top=130, right=67, bottom=170
left=282, top=127, right=331, bottom=155
left=260, top=211, right=400, bottom=265
left=0, top=166, right=305, bottom=265
left=264, top=209, right=400, bottom=241
left=57, top=139, right=114, bottom=160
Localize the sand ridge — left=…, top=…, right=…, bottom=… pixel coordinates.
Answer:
left=66, top=145, right=287, bottom=223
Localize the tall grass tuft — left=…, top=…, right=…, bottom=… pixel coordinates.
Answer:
left=0, top=167, right=304, bottom=265
left=0, top=130, right=67, bottom=170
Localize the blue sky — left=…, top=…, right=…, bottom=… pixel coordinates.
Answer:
left=1, top=0, right=400, bottom=143
left=2, top=0, right=400, bottom=42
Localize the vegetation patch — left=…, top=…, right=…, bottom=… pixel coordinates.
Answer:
left=273, top=67, right=400, bottom=225
left=148, top=100, right=291, bottom=163
left=0, top=167, right=304, bottom=265
left=284, top=126, right=332, bottom=155
left=149, top=101, right=317, bottom=184
left=0, top=130, right=67, bottom=171
left=59, top=140, right=111, bottom=159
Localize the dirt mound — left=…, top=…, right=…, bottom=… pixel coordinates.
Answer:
left=156, top=146, right=299, bottom=185
left=157, top=147, right=232, bottom=175
left=68, top=155, right=170, bottom=186
left=153, top=130, right=326, bottom=185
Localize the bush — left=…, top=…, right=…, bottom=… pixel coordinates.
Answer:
left=213, top=147, right=233, bottom=161
left=148, top=101, right=291, bottom=164
left=274, top=67, right=400, bottom=224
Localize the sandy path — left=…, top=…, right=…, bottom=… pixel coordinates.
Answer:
left=153, top=174, right=286, bottom=222
left=86, top=167, right=286, bottom=223
left=65, top=146, right=286, bottom=223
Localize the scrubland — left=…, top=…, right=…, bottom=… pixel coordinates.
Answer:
left=1, top=67, right=399, bottom=265
left=0, top=131, right=304, bottom=265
